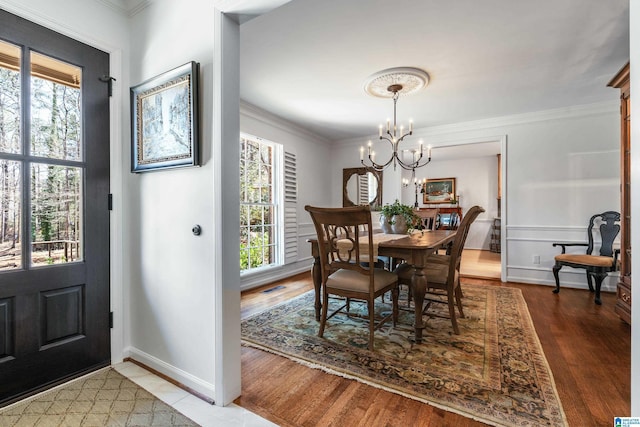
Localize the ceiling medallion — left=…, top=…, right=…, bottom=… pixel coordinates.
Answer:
left=363, top=67, right=430, bottom=98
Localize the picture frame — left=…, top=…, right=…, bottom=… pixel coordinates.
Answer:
left=131, top=61, right=200, bottom=172
left=422, top=177, right=456, bottom=204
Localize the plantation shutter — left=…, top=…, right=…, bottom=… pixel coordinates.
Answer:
left=358, top=173, right=369, bottom=205
left=284, top=151, right=298, bottom=264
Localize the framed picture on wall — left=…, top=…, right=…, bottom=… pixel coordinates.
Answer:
left=131, top=61, right=200, bottom=172
left=422, top=177, right=456, bottom=204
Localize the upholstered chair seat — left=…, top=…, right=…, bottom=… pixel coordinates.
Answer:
left=327, top=268, right=398, bottom=293
left=554, top=254, right=615, bottom=268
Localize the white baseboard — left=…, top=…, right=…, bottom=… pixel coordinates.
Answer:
left=240, top=261, right=312, bottom=291
left=124, top=346, right=215, bottom=401
left=506, top=268, right=618, bottom=293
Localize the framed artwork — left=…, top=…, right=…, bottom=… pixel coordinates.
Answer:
left=422, top=177, right=456, bottom=204
left=131, top=61, right=200, bottom=172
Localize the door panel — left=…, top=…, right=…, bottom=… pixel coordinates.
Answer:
left=0, top=9, right=110, bottom=405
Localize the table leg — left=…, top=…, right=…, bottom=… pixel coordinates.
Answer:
left=411, top=265, right=427, bottom=343
left=311, top=254, right=322, bottom=321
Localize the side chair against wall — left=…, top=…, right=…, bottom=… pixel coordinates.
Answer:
left=552, top=211, right=621, bottom=305
left=394, top=206, right=485, bottom=335
left=305, top=205, right=399, bottom=351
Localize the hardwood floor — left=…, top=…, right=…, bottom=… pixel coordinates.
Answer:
left=460, top=249, right=501, bottom=279
left=236, top=273, right=630, bottom=426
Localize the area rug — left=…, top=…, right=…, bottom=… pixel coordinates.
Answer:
left=241, top=284, right=568, bottom=427
left=0, top=368, right=198, bottom=426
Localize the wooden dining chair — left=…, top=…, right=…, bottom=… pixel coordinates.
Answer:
left=305, top=205, right=399, bottom=351
left=415, top=208, right=439, bottom=231
left=552, top=211, right=620, bottom=305
left=394, top=205, right=485, bottom=334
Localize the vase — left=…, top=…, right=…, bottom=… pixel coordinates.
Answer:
left=390, top=215, right=408, bottom=234
left=380, top=215, right=392, bottom=234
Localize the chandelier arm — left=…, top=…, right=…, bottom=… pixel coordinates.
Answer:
left=413, top=157, right=432, bottom=169
left=393, top=151, right=432, bottom=171
left=394, top=151, right=421, bottom=169
left=393, top=153, right=423, bottom=171
left=370, top=155, right=395, bottom=169
left=362, top=153, right=395, bottom=170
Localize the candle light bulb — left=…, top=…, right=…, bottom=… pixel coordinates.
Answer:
left=410, top=120, right=413, bottom=132
left=360, top=146, right=364, bottom=160
left=379, top=124, right=383, bottom=137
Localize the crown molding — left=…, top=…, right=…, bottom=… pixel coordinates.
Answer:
left=240, top=101, right=331, bottom=146
left=95, top=0, right=151, bottom=16
left=333, top=100, right=618, bottom=146
left=417, top=100, right=619, bottom=137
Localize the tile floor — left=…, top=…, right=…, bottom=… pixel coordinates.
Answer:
left=113, top=361, right=276, bottom=427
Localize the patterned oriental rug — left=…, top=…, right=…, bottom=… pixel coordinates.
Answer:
left=0, top=368, right=198, bottom=426
left=241, top=284, right=568, bottom=427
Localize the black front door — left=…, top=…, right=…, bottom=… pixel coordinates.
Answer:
left=0, top=9, right=110, bottom=405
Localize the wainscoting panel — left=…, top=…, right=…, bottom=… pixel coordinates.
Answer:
left=506, top=224, right=618, bottom=293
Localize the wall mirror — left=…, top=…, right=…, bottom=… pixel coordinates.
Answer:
left=342, top=167, right=383, bottom=209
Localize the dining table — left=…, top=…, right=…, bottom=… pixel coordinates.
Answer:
left=308, top=229, right=457, bottom=343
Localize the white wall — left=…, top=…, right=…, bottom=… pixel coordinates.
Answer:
left=331, top=102, right=620, bottom=291
left=239, top=103, right=332, bottom=290
left=126, top=0, right=218, bottom=399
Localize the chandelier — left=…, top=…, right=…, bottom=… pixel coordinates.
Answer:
left=360, top=67, right=431, bottom=172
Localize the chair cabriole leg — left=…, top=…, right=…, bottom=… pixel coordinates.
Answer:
left=592, top=271, right=607, bottom=305
left=552, top=263, right=562, bottom=294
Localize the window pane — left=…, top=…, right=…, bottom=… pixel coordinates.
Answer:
left=246, top=139, right=259, bottom=162
left=0, top=40, right=21, bottom=154
left=260, top=144, right=271, bottom=165
left=263, top=206, right=273, bottom=225
left=240, top=205, right=249, bottom=226
left=30, top=52, right=82, bottom=161
left=0, top=160, right=21, bottom=270
left=30, top=163, right=83, bottom=266
left=240, top=134, right=280, bottom=272
left=260, top=184, right=272, bottom=203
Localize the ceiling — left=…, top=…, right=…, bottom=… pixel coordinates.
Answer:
left=240, top=0, right=630, bottom=143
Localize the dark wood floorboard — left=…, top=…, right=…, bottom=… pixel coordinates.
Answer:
left=236, top=273, right=630, bottom=426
